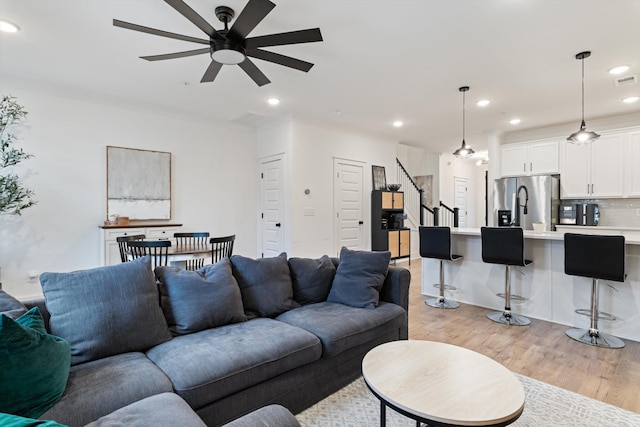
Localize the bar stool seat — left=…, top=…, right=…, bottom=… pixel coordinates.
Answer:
left=481, top=227, right=532, bottom=326
left=564, top=233, right=625, bottom=349
left=419, top=226, right=462, bottom=309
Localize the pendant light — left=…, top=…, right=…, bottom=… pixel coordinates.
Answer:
left=453, top=86, right=475, bottom=158
left=567, top=51, right=600, bottom=144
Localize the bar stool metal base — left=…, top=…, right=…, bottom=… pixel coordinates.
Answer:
left=487, top=310, right=531, bottom=326
left=426, top=297, right=460, bottom=309
left=566, top=328, right=625, bottom=349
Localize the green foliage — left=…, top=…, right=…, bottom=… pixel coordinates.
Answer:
left=0, top=95, right=36, bottom=215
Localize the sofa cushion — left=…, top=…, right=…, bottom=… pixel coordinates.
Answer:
left=39, top=352, right=173, bottom=427
left=230, top=253, right=295, bottom=318
left=146, top=318, right=321, bottom=409
left=276, top=301, right=406, bottom=358
left=289, top=256, right=336, bottom=305
left=1, top=289, right=28, bottom=320
left=155, top=258, right=247, bottom=335
left=0, top=413, right=67, bottom=427
left=0, top=308, right=71, bottom=419
left=40, top=256, right=172, bottom=365
left=327, top=247, right=391, bottom=309
left=222, top=404, right=301, bottom=427
left=85, top=393, right=207, bottom=427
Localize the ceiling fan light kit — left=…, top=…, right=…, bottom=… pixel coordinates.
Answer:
left=114, top=0, right=323, bottom=86
left=453, top=86, right=475, bottom=159
left=567, top=51, right=600, bottom=145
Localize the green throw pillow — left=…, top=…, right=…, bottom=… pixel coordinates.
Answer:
left=0, top=308, right=71, bottom=419
left=0, top=413, right=68, bottom=427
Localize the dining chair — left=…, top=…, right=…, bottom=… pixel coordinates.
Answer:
left=174, top=232, right=211, bottom=271
left=127, top=240, right=171, bottom=270
left=210, top=235, right=235, bottom=263
left=116, top=234, right=146, bottom=263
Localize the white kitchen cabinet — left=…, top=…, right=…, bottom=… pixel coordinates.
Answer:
left=100, top=223, right=182, bottom=266
left=625, top=130, right=640, bottom=197
left=560, top=132, right=624, bottom=198
left=500, top=139, right=559, bottom=177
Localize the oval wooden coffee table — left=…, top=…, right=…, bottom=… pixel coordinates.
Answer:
left=362, top=340, right=525, bottom=427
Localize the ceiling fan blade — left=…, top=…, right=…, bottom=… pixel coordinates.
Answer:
left=245, top=28, right=323, bottom=49
left=238, top=58, right=271, bottom=86
left=200, top=61, right=224, bottom=83
left=141, top=48, right=210, bottom=61
left=246, top=48, right=313, bottom=72
left=228, top=0, right=275, bottom=40
left=113, top=19, right=209, bottom=45
left=164, top=0, right=224, bottom=41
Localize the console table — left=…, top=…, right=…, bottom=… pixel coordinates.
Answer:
left=99, top=222, right=182, bottom=266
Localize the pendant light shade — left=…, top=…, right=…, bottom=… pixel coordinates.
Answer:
left=453, top=86, right=475, bottom=158
left=567, top=51, right=600, bottom=144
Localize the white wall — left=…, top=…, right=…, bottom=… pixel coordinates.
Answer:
left=0, top=86, right=257, bottom=299
left=438, top=153, right=484, bottom=227
left=255, top=116, right=398, bottom=258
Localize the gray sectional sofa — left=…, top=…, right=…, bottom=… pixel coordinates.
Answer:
left=6, top=249, right=409, bottom=426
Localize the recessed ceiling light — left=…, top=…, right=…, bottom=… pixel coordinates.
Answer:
left=609, top=65, right=630, bottom=75
left=393, top=121, right=403, bottom=128
left=623, top=96, right=639, bottom=104
left=267, top=97, right=280, bottom=106
left=0, top=20, right=20, bottom=33
left=509, top=118, right=521, bottom=125
left=476, top=99, right=490, bottom=107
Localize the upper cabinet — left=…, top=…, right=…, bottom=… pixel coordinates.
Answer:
left=625, top=130, right=640, bottom=197
left=560, top=131, right=624, bottom=198
left=500, top=139, right=559, bottom=177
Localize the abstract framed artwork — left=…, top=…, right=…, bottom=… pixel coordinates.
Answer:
left=372, top=165, right=387, bottom=191
left=106, top=146, right=171, bottom=220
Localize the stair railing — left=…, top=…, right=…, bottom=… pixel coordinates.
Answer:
left=438, top=202, right=460, bottom=228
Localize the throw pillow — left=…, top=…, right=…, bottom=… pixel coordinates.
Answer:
left=0, top=413, right=68, bottom=427
left=327, top=247, right=391, bottom=309
left=230, top=252, right=295, bottom=318
left=0, top=289, right=28, bottom=320
left=288, top=255, right=336, bottom=305
left=39, top=256, right=172, bottom=365
left=155, top=258, right=247, bottom=335
left=0, top=308, right=71, bottom=419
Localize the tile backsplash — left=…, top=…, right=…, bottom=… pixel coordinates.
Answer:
left=565, top=198, right=640, bottom=228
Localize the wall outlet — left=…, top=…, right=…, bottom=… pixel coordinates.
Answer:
left=27, top=271, right=39, bottom=283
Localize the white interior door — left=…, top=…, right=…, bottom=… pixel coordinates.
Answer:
left=260, top=156, right=284, bottom=258
left=454, top=176, right=468, bottom=228
left=333, top=159, right=364, bottom=254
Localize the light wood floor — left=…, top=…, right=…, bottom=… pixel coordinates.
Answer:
left=399, top=260, right=640, bottom=414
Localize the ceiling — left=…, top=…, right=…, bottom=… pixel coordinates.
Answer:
left=1, top=0, right=639, bottom=155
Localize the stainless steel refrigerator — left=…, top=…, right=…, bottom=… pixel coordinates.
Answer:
left=493, top=175, right=560, bottom=231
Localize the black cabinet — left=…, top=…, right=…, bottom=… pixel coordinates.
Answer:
left=371, top=190, right=410, bottom=261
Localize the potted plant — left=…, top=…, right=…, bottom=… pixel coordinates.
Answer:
left=1, top=95, right=35, bottom=215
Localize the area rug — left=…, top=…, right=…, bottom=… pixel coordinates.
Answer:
left=296, top=375, right=640, bottom=426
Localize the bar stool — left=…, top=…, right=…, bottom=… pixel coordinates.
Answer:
left=419, top=226, right=462, bottom=309
left=481, top=227, right=532, bottom=326
left=564, top=233, right=625, bottom=349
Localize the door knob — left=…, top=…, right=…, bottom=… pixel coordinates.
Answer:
left=359, top=221, right=364, bottom=225
left=275, top=223, right=281, bottom=227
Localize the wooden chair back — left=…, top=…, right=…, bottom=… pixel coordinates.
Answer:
left=174, top=232, right=210, bottom=270
left=210, top=235, right=236, bottom=263
left=116, top=234, right=146, bottom=263
left=127, top=240, right=171, bottom=270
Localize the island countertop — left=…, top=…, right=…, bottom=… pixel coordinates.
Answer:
left=450, top=227, right=640, bottom=244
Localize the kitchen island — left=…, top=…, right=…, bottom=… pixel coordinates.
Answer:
left=421, top=228, right=640, bottom=342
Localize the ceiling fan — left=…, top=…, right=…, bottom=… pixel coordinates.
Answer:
left=113, top=0, right=323, bottom=86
